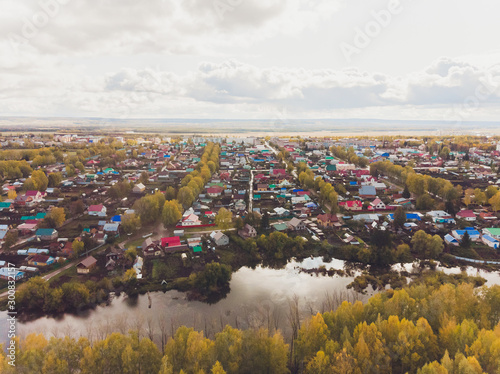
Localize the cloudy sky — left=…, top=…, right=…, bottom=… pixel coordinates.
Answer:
left=2, top=0, right=500, bottom=121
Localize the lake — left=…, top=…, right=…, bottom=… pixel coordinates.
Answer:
left=1, top=258, right=499, bottom=346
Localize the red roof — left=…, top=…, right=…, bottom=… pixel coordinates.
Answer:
left=26, top=190, right=43, bottom=196
left=207, top=186, right=223, bottom=194
left=161, top=236, right=181, bottom=247
left=346, top=201, right=363, bottom=208
left=456, top=210, right=475, bottom=218
left=88, top=204, right=104, bottom=212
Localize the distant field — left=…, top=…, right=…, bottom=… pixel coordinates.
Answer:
left=1, top=117, right=500, bottom=136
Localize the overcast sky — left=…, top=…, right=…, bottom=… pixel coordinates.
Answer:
left=2, top=0, right=500, bottom=121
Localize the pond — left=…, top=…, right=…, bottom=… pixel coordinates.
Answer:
left=1, top=258, right=499, bottom=346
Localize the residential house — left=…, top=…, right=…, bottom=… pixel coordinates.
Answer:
left=343, top=201, right=363, bottom=211
left=35, top=228, right=58, bottom=241
left=482, top=228, right=500, bottom=240
left=28, top=254, right=55, bottom=267
left=358, top=185, right=377, bottom=198
left=370, top=198, right=386, bottom=210
left=482, top=235, right=499, bottom=249
left=456, top=210, right=476, bottom=222
left=25, top=190, right=45, bottom=203
left=211, top=231, right=229, bottom=246
left=452, top=228, right=480, bottom=241
left=142, top=238, right=162, bottom=257
left=427, top=210, right=455, bottom=224
left=103, top=223, right=120, bottom=235
left=0, top=268, right=24, bottom=281
left=88, top=204, right=107, bottom=217
left=287, top=218, right=306, bottom=231
left=132, top=183, right=146, bottom=194
left=316, top=213, right=339, bottom=228
left=181, top=214, right=201, bottom=227
left=238, top=224, right=257, bottom=239
left=257, top=183, right=268, bottom=192
left=77, top=256, right=97, bottom=274
left=207, top=186, right=224, bottom=198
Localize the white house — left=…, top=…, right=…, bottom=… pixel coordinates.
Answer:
left=210, top=231, right=229, bottom=246
left=370, top=198, right=386, bottom=210
left=88, top=204, right=107, bottom=217
left=181, top=214, right=201, bottom=227
left=482, top=235, right=499, bottom=249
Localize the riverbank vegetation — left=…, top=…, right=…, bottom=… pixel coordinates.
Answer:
left=3, top=279, right=500, bottom=373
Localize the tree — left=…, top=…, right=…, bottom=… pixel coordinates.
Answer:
left=461, top=231, right=472, bottom=249
left=162, top=200, right=183, bottom=226
left=30, top=170, right=49, bottom=191
left=177, top=186, right=195, bottom=209
left=295, top=313, right=329, bottom=363
left=464, top=188, right=474, bottom=207
left=3, top=230, right=18, bottom=250
left=211, top=361, right=227, bottom=374
left=473, top=188, right=487, bottom=205
left=261, top=210, right=270, bottom=230
left=402, top=184, right=411, bottom=199
left=71, top=200, right=85, bottom=215
left=45, top=207, right=66, bottom=227
left=72, top=239, right=85, bottom=258
left=486, top=185, right=498, bottom=200
left=191, top=262, right=232, bottom=294
left=139, top=171, right=149, bottom=184
left=489, top=192, right=500, bottom=212
left=215, top=208, right=233, bottom=230
left=7, top=189, right=17, bottom=200
left=416, top=194, right=435, bottom=210
left=411, top=230, right=444, bottom=259
left=48, top=172, right=63, bottom=187
left=165, top=186, right=176, bottom=200
left=121, top=213, right=141, bottom=234
left=393, top=206, right=406, bottom=228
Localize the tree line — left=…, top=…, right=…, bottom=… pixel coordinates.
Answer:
left=3, top=279, right=500, bottom=373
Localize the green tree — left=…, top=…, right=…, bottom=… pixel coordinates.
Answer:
left=47, top=172, right=63, bottom=188
left=177, top=186, right=195, bottom=209
left=3, top=230, right=18, bottom=250
left=121, top=213, right=141, bottom=234
left=72, top=239, right=85, bottom=258
left=165, top=186, right=177, bottom=200
left=460, top=231, right=472, bottom=248
left=162, top=200, right=183, bottom=226
left=393, top=206, right=406, bottom=228
left=411, top=230, right=444, bottom=259
left=215, top=208, right=233, bottom=230
left=489, top=191, right=500, bottom=211
left=416, top=194, right=435, bottom=210
left=45, top=207, right=66, bottom=227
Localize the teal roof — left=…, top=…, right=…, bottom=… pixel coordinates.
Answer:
left=273, top=223, right=287, bottom=231
left=36, top=228, right=56, bottom=236
left=193, top=246, right=202, bottom=253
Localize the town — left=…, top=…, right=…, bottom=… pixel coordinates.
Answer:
left=1, top=133, right=500, bottom=314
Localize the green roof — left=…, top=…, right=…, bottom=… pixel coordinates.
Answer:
left=192, top=246, right=202, bottom=253
left=36, top=228, right=56, bottom=235
left=273, top=223, right=287, bottom=231
left=485, top=228, right=500, bottom=236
